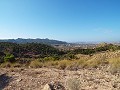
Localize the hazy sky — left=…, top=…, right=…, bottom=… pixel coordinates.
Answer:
left=0, top=0, right=120, bottom=42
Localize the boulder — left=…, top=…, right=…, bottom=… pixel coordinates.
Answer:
left=42, top=81, right=65, bottom=90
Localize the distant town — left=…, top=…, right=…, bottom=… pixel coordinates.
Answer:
left=53, top=42, right=120, bottom=51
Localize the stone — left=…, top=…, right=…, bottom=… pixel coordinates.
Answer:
left=42, top=84, right=51, bottom=90
left=42, top=82, right=65, bottom=90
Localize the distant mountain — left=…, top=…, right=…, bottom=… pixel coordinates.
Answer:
left=0, top=38, right=67, bottom=44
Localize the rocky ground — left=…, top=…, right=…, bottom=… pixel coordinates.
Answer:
left=0, top=67, right=120, bottom=90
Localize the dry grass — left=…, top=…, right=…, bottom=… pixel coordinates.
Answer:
left=57, top=60, right=71, bottom=70
left=76, top=54, right=91, bottom=60
left=43, top=61, right=58, bottom=67
left=0, top=62, right=12, bottom=68
left=1, top=50, right=120, bottom=72
left=29, top=60, right=43, bottom=68
left=0, top=62, right=21, bottom=68
left=108, top=57, right=120, bottom=73
left=66, top=78, right=81, bottom=90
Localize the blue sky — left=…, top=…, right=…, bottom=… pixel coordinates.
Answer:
left=0, top=0, right=120, bottom=42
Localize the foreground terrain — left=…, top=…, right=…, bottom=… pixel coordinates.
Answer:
left=0, top=43, right=120, bottom=90
left=0, top=67, right=120, bottom=90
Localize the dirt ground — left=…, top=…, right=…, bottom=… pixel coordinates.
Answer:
left=0, top=67, right=120, bottom=90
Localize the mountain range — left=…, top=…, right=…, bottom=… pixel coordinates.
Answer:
left=0, top=38, right=67, bottom=44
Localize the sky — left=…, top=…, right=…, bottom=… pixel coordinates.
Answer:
left=0, top=0, right=120, bottom=42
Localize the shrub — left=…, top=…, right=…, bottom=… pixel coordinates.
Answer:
left=63, top=53, right=77, bottom=60
left=0, top=56, right=4, bottom=63
left=29, top=60, right=43, bottom=68
left=57, top=60, right=70, bottom=70
left=0, top=62, right=12, bottom=68
left=108, top=58, right=120, bottom=73
left=77, top=59, right=87, bottom=68
left=4, top=54, right=15, bottom=63
left=85, top=59, right=101, bottom=68
left=66, top=78, right=81, bottom=90
left=66, top=61, right=79, bottom=70
left=73, top=48, right=95, bottom=55
left=43, top=56, right=56, bottom=62
left=12, top=63, right=21, bottom=68
left=44, top=61, right=58, bottom=67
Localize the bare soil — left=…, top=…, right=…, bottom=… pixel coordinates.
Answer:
left=0, top=67, right=120, bottom=90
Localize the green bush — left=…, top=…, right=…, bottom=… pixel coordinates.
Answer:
left=43, top=56, right=56, bottom=62
left=4, top=54, right=15, bottom=63
left=62, top=53, right=77, bottom=60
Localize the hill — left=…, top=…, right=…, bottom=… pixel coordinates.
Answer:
left=0, top=42, right=64, bottom=59
left=0, top=42, right=120, bottom=90
left=0, top=38, right=67, bottom=44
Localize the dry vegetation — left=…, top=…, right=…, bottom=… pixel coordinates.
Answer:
left=1, top=50, right=120, bottom=73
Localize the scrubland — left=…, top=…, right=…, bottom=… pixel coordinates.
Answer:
left=0, top=43, right=120, bottom=90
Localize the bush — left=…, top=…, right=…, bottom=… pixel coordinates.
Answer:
left=0, top=62, right=12, bottom=68
left=0, top=56, right=4, bottom=63
left=43, top=56, right=56, bottom=62
left=4, top=54, right=15, bottom=63
left=66, top=61, right=79, bottom=70
left=77, top=59, right=87, bottom=68
left=12, top=63, right=21, bottom=68
left=57, top=60, right=69, bottom=70
left=108, top=58, right=120, bottom=73
left=62, top=53, right=77, bottom=60
left=29, top=60, right=43, bottom=68
left=85, top=59, right=101, bottom=68
left=44, top=61, right=58, bottom=68
left=73, top=48, right=95, bottom=55
left=66, top=78, right=81, bottom=90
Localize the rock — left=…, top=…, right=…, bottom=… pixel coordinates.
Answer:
left=16, top=78, right=22, bottom=82
left=42, top=82, right=65, bottom=90
left=42, top=84, right=51, bottom=90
